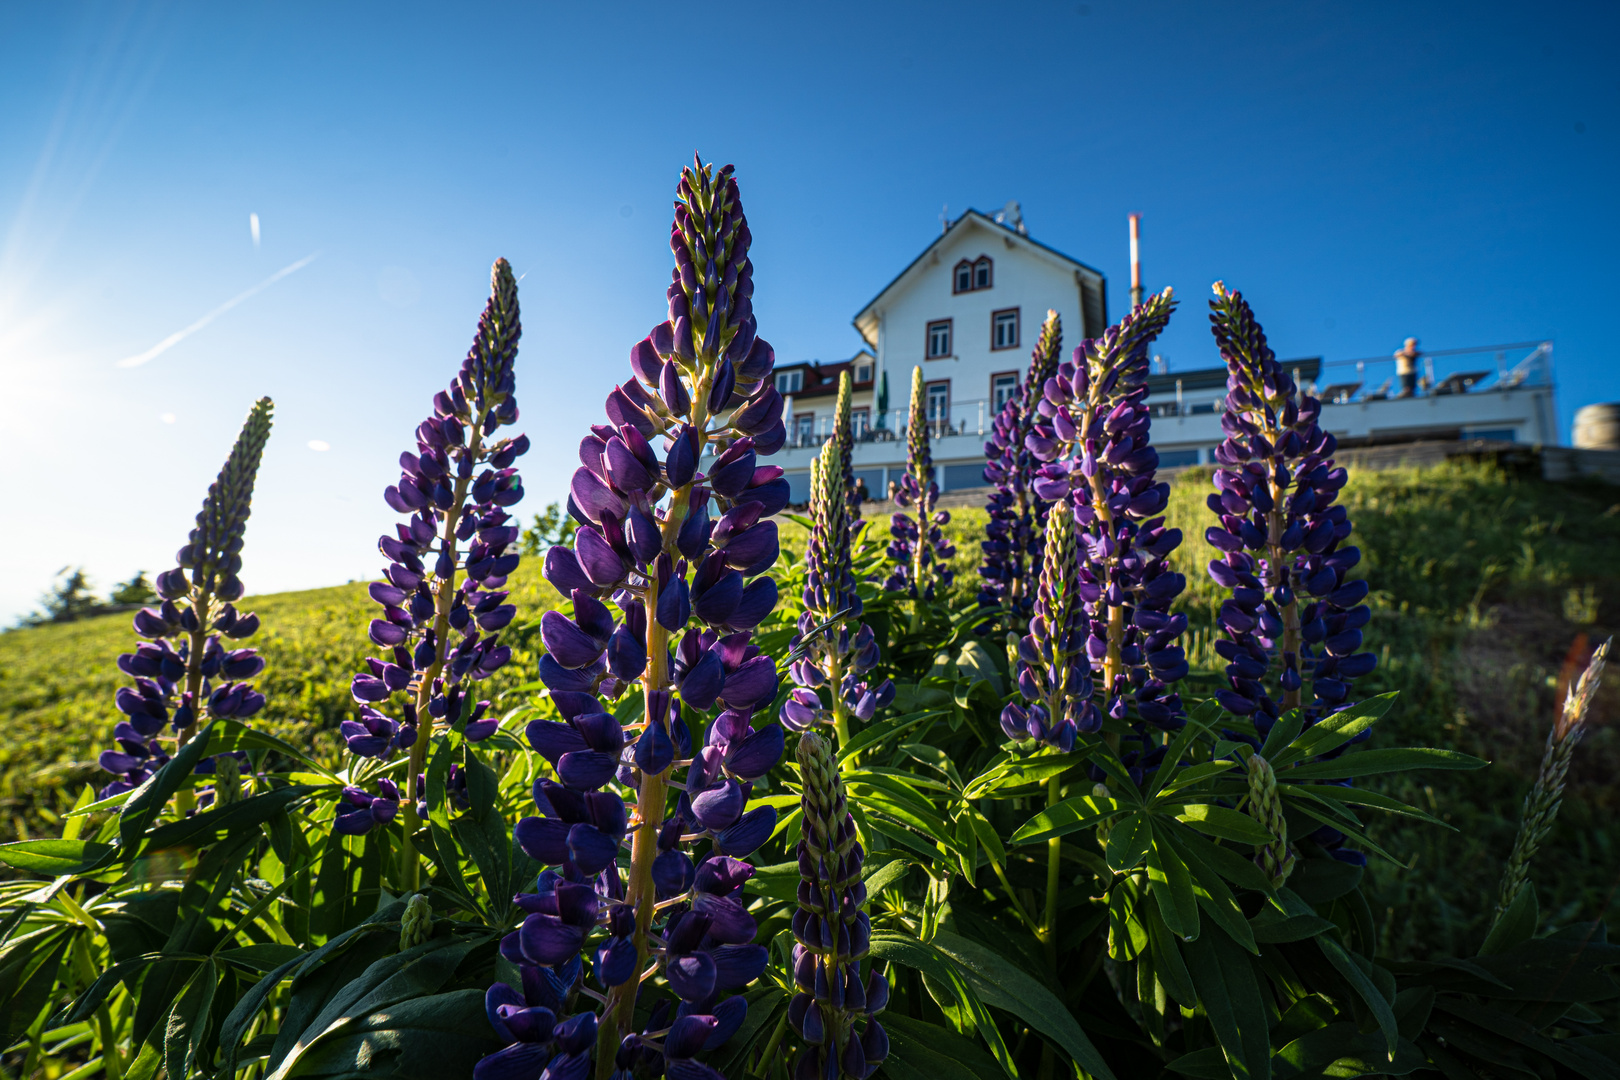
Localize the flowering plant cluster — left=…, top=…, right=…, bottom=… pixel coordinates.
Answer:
left=782, top=373, right=894, bottom=749
left=978, top=309, right=1063, bottom=639
left=884, top=366, right=954, bottom=608
left=493, top=155, right=788, bottom=1075
left=343, top=259, right=530, bottom=864
left=100, top=398, right=272, bottom=799
left=1203, top=283, right=1374, bottom=733
left=14, top=160, right=1608, bottom=1080
left=1024, top=289, right=1189, bottom=751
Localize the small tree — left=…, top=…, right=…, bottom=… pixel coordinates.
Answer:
left=108, top=571, right=157, bottom=606
left=22, top=566, right=104, bottom=625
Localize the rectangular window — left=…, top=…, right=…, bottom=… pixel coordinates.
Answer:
left=793, top=412, right=815, bottom=444
left=974, top=258, right=992, bottom=289
left=854, top=362, right=873, bottom=383
left=926, top=380, right=951, bottom=431
left=776, top=370, right=803, bottom=394
left=954, top=263, right=973, bottom=293
left=926, top=319, right=952, bottom=359
left=992, top=308, right=1020, bottom=350
left=851, top=407, right=870, bottom=438
left=991, top=372, right=1019, bottom=411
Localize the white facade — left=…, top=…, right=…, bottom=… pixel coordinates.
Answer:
left=770, top=213, right=1559, bottom=504
left=773, top=209, right=1107, bottom=501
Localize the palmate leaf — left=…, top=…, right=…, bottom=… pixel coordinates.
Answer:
left=1009, top=794, right=1129, bottom=846
left=963, top=754, right=1077, bottom=800
left=1146, top=699, right=1223, bottom=800
left=1269, top=695, right=1396, bottom=769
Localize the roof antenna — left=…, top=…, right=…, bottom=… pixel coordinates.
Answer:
left=941, top=204, right=949, bottom=235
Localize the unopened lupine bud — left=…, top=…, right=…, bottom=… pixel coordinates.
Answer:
left=790, top=732, right=887, bottom=1079
left=213, top=754, right=242, bottom=807
left=400, top=893, right=434, bottom=950
left=884, top=367, right=954, bottom=602
left=782, top=375, right=894, bottom=743
left=1245, top=753, right=1294, bottom=888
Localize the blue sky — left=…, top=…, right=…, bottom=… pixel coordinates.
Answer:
left=1, top=0, right=1614, bottom=622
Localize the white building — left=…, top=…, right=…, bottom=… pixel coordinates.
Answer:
left=770, top=208, right=1558, bottom=502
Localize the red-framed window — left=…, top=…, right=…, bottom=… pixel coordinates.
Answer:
left=991, top=307, right=1020, bottom=350
left=926, top=319, right=953, bottom=359
left=991, top=370, right=1020, bottom=411
left=952, top=255, right=994, bottom=294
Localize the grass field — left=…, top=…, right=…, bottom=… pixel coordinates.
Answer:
left=3, top=459, right=1616, bottom=958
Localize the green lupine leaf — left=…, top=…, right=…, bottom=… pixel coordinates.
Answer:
left=1171, top=803, right=1278, bottom=845
left=1271, top=694, right=1396, bottom=768
left=1282, top=747, right=1485, bottom=781
left=1165, top=827, right=1260, bottom=954
left=1479, top=884, right=1539, bottom=957
left=1184, top=926, right=1273, bottom=1080
left=1107, top=813, right=1152, bottom=873
left=1290, top=784, right=1452, bottom=829
left=1318, top=935, right=1399, bottom=1057
left=931, top=930, right=1118, bottom=1080
left=835, top=709, right=945, bottom=763
left=867, top=932, right=1018, bottom=1078
left=963, top=755, right=1077, bottom=800
left=1148, top=822, right=1201, bottom=941
left=882, top=1014, right=1010, bottom=1080
left=1009, top=794, right=1128, bottom=846
left=1147, top=699, right=1222, bottom=800
left=120, top=720, right=220, bottom=857
left=0, top=839, right=115, bottom=876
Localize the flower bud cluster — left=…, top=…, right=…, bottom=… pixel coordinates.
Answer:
left=978, top=310, right=1063, bottom=636
left=482, top=157, right=784, bottom=1078
left=100, top=399, right=273, bottom=799
left=884, top=366, right=955, bottom=601
left=789, top=731, right=889, bottom=1079
left=782, top=378, right=894, bottom=737
left=1203, top=284, right=1375, bottom=734
left=346, top=260, right=530, bottom=765
left=1025, top=291, right=1189, bottom=733
left=1001, top=502, right=1092, bottom=750
left=1245, top=753, right=1294, bottom=888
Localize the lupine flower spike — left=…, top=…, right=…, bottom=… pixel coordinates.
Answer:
left=1204, top=283, right=1374, bottom=732
left=885, top=366, right=954, bottom=624
left=790, top=731, right=889, bottom=1079
left=482, top=156, right=785, bottom=1079
left=1494, top=638, right=1610, bottom=919
left=348, top=259, right=530, bottom=885
left=1001, top=501, right=1090, bottom=752
left=782, top=373, right=894, bottom=754
left=1028, top=290, right=1190, bottom=749
left=979, top=310, right=1063, bottom=643
left=101, top=398, right=273, bottom=802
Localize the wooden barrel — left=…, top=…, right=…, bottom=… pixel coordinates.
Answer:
left=1573, top=403, right=1620, bottom=450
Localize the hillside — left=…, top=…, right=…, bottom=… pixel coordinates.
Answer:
left=2, top=459, right=1616, bottom=956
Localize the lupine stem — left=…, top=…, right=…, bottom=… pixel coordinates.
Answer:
left=401, top=422, right=485, bottom=891
left=1043, top=776, right=1062, bottom=965
left=827, top=649, right=852, bottom=758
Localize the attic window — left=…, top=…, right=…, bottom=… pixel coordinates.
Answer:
left=953, top=256, right=993, bottom=293
left=855, top=360, right=873, bottom=383
left=776, top=370, right=803, bottom=394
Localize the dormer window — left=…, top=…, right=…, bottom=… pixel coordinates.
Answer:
left=776, top=369, right=803, bottom=394
left=952, top=256, right=994, bottom=294
left=854, top=360, right=873, bottom=383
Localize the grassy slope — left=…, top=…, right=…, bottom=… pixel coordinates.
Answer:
left=3, top=460, right=1617, bottom=955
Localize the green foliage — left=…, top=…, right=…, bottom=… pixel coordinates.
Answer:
left=2, top=458, right=1618, bottom=1080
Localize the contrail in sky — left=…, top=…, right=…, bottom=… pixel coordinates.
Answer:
left=116, top=251, right=319, bottom=368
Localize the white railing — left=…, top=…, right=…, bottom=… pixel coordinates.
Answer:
left=784, top=397, right=999, bottom=450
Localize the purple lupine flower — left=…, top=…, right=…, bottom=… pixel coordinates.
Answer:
left=884, top=366, right=955, bottom=610
left=780, top=376, right=894, bottom=747
left=483, top=156, right=784, bottom=1078
left=978, top=310, right=1063, bottom=640
left=334, top=778, right=401, bottom=835
left=347, top=259, right=530, bottom=856
left=1204, top=283, right=1375, bottom=736
left=788, top=731, right=888, bottom=1079
left=98, top=398, right=274, bottom=800
left=1001, top=501, right=1093, bottom=750
left=1027, top=289, right=1189, bottom=735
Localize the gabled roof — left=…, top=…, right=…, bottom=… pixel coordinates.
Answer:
left=852, top=209, right=1106, bottom=347
left=774, top=350, right=876, bottom=401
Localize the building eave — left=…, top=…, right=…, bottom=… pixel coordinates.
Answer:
left=851, top=210, right=1106, bottom=348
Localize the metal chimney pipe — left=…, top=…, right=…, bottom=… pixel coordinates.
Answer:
left=1129, top=213, right=1143, bottom=309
